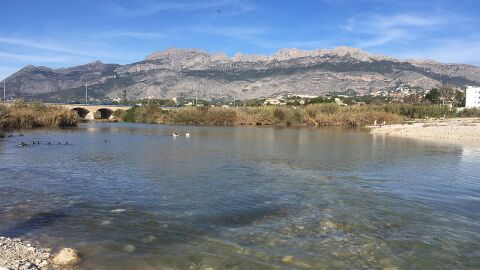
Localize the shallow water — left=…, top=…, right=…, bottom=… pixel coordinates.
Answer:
left=0, top=123, right=479, bottom=269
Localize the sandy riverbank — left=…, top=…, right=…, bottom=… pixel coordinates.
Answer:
left=369, top=118, right=480, bottom=144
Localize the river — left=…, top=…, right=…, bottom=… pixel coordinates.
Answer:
left=1, top=123, right=479, bottom=269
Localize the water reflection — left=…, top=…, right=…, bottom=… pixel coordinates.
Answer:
left=0, top=123, right=479, bottom=269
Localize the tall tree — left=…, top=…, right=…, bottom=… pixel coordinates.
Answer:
left=425, top=88, right=441, bottom=104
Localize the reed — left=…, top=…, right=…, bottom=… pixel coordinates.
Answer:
left=124, top=104, right=405, bottom=127
left=0, top=101, right=79, bottom=133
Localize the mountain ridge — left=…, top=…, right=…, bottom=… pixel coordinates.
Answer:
left=3, top=46, right=480, bottom=101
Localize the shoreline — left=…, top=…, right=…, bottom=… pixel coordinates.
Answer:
left=368, top=118, right=480, bottom=144
left=0, top=237, right=51, bottom=270
left=0, top=236, right=80, bottom=270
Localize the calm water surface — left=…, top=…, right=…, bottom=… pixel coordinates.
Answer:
left=0, top=123, right=479, bottom=269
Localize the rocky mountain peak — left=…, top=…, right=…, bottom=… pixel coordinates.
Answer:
left=19, top=65, right=52, bottom=72
left=145, top=48, right=210, bottom=61
left=328, top=46, right=372, bottom=60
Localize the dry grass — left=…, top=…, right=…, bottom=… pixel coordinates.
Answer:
left=0, top=102, right=79, bottom=133
left=125, top=104, right=404, bottom=127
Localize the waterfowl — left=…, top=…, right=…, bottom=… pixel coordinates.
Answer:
left=172, top=133, right=179, bottom=137
left=18, top=141, right=27, bottom=147
left=185, top=133, right=190, bottom=137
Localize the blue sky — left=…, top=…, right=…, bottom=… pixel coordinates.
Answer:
left=1, top=0, right=480, bottom=80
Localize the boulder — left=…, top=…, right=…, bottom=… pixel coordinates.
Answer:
left=52, top=248, right=80, bottom=266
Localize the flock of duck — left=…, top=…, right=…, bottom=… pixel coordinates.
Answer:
left=2, top=131, right=190, bottom=147
left=0, top=132, right=71, bottom=147
left=17, top=140, right=70, bottom=147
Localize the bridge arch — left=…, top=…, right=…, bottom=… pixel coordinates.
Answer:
left=72, top=107, right=90, bottom=119
left=64, top=105, right=132, bottom=121
left=96, top=108, right=114, bottom=119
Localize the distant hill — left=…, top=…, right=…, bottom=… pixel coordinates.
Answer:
left=3, top=46, right=480, bottom=101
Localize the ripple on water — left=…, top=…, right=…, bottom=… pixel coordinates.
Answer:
left=0, top=124, right=479, bottom=269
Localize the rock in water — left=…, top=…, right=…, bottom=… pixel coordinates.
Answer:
left=282, top=255, right=294, bottom=263
left=52, top=248, right=80, bottom=266
left=123, top=244, right=136, bottom=253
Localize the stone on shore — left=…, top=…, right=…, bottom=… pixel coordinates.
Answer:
left=0, top=236, right=51, bottom=270
left=52, top=248, right=80, bottom=266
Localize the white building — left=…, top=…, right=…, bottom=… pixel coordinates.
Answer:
left=263, top=98, right=285, bottom=106
left=465, top=86, right=480, bottom=108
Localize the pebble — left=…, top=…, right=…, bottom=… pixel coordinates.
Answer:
left=0, top=236, right=51, bottom=269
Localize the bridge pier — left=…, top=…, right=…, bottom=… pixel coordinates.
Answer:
left=85, top=111, right=96, bottom=120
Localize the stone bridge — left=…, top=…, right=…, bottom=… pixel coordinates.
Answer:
left=62, top=105, right=132, bottom=120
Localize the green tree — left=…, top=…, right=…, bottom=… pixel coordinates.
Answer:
left=425, top=89, right=441, bottom=104
left=404, top=93, right=423, bottom=104
left=454, top=90, right=465, bottom=107
left=122, top=84, right=128, bottom=104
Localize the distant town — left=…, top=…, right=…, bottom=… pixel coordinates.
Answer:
left=9, top=85, right=474, bottom=111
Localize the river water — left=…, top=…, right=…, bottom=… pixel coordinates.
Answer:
left=0, top=123, right=479, bottom=269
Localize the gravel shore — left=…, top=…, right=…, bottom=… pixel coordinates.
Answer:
left=0, top=237, right=51, bottom=270
left=369, top=118, right=480, bottom=144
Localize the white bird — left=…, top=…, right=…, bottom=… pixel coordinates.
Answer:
left=185, top=133, right=190, bottom=137
left=172, top=133, right=179, bottom=137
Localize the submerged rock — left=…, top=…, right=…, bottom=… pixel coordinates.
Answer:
left=282, top=255, right=294, bottom=263
left=52, top=248, right=80, bottom=266
left=320, top=220, right=338, bottom=230
left=123, top=244, right=136, bottom=253
left=142, top=235, right=156, bottom=243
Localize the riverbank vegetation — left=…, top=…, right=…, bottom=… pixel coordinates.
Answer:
left=118, top=104, right=395, bottom=127
left=0, top=101, right=79, bottom=134
left=118, top=103, right=480, bottom=128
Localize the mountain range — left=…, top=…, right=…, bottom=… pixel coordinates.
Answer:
left=3, top=46, right=480, bottom=101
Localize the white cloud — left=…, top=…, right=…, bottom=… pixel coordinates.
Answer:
left=193, top=26, right=266, bottom=39
left=399, top=37, right=480, bottom=65
left=0, top=65, right=18, bottom=81
left=96, top=30, right=165, bottom=40
left=0, top=35, right=137, bottom=65
left=343, top=12, right=462, bottom=47
left=100, top=0, right=255, bottom=17
left=0, top=52, right=73, bottom=63
left=0, top=37, right=97, bottom=57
